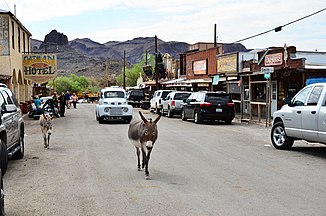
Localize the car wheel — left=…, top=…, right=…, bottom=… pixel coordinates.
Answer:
left=0, top=140, right=7, bottom=176
left=96, top=112, right=99, bottom=121
left=167, top=108, right=173, bottom=118
left=0, top=170, right=4, bottom=216
left=271, top=121, right=294, bottom=150
left=194, top=111, right=201, bottom=124
left=12, top=130, right=24, bottom=159
left=181, top=109, right=187, bottom=121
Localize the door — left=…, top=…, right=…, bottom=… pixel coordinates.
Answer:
left=301, top=85, right=323, bottom=142
left=271, top=81, right=277, bottom=116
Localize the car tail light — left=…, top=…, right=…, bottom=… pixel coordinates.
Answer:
left=171, top=100, right=175, bottom=107
left=200, top=102, right=212, bottom=107
left=227, top=102, right=234, bottom=107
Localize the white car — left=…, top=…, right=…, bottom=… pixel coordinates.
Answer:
left=96, top=87, right=133, bottom=124
left=150, top=90, right=173, bottom=114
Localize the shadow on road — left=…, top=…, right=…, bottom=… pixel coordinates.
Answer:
left=291, top=145, right=326, bottom=159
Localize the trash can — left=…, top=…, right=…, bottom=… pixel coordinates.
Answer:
left=20, top=103, right=28, bottom=114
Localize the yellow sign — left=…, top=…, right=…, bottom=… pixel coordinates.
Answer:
left=217, top=54, right=237, bottom=74
left=22, top=54, right=57, bottom=84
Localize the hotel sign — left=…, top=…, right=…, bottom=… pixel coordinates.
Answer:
left=23, top=54, right=57, bottom=84
left=264, top=53, right=283, bottom=66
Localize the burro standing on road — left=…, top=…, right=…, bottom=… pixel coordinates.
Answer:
left=128, top=111, right=161, bottom=178
left=39, top=113, right=53, bottom=149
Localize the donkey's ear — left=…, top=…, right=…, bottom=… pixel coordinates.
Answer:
left=139, top=111, right=148, bottom=123
left=153, top=114, right=161, bottom=124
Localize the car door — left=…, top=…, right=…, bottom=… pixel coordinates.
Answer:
left=283, top=86, right=312, bottom=139
left=162, top=94, right=171, bottom=112
left=301, top=85, right=323, bottom=142
left=0, top=91, right=15, bottom=146
left=317, top=90, right=326, bottom=143
left=183, top=93, right=194, bottom=118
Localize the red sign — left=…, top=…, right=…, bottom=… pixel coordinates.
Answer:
left=265, top=53, right=283, bottom=66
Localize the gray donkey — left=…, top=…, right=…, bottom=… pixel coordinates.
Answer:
left=39, top=113, right=53, bottom=149
left=128, top=111, right=161, bottom=178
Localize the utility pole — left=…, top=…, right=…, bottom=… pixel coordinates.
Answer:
left=123, top=50, right=126, bottom=90
left=105, top=61, right=109, bottom=87
left=145, top=50, right=148, bottom=65
left=155, top=35, right=159, bottom=89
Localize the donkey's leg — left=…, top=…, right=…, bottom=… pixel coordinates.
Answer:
left=144, top=147, right=152, bottom=177
left=141, top=148, right=147, bottom=169
left=42, top=130, right=47, bottom=148
left=135, top=147, right=141, bottom=171
left=47, top=134, right=51, bottom=149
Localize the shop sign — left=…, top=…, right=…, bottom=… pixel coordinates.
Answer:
left=265, top=53, right=283, bottom=66
left=23, top=53, right=57, bottom=84
left=193, top=59, right=207, bottom=75
left=212, top=75, right=220, bottom=85
left=217, top=54, right=237, bottom=74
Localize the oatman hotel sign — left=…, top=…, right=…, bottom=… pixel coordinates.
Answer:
left=23, top=54, right=57, bottom=84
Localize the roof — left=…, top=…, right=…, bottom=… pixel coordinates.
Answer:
left=0, top=9, right=32, bottom=36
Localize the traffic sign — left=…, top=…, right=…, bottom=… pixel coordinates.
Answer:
left=261, top=67, right=274, bottom=74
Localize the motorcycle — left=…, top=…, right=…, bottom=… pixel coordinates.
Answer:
left=28, top=99, right=60, bottom=120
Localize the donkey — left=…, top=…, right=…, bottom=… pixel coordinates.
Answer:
left=128, top=111, right=161, bottom=177
left=39, top=113, right=53, bottom=149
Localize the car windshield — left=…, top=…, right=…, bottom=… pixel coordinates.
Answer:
left=175, top=93, right=191, bottom=100
left=205, top=93, right=231, bottom=103
left=104, top=91, right=125, bottom=98
left=130, top=91, right=144, bottom=96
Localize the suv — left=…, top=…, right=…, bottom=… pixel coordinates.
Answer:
left=96, top=87, right=133, bottom=124
left=271, top=83, right=326, bottom=150
left=162, top=91, right=191, bottom=118
left=127, top=89, right=145, bottom=107
left=181, top=91, right=235, bottom=124
left=150, top=90, right=173, bottom=114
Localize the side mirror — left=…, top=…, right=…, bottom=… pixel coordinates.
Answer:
left=3, top=104, right=17, bottom=113
left=283, top=97, right=292, bottom=106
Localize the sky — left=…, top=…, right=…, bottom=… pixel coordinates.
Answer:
left=0, top=0, right=326, bottom=52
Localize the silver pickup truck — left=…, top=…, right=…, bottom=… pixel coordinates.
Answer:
left=271, top=82, right=326, bottom=150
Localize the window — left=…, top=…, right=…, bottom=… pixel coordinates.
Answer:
left=292, top=86, right=311, bottom=106
left=18, top=27, right=21, bottom=53
left=1, top=90, right=13, bottom=105
left=11, top=21, right=15, bottom=49
left=175, top=93, right=191, bottom=100
left=23, top=32, right=26, bottom=53
left=307, top=86, right=323, bottom=106
left=104, top=91, right=125, bottom=98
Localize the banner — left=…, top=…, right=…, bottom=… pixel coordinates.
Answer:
left=23, top=54, right=57, bottom=84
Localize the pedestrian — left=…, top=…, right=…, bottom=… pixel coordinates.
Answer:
left=58, top=92, right=66, bottom=117
left=71, top=93, right=78, bottom=109
left=33, top=95, right=41, bottom=108
left=65, top=91, right=71, bottom=109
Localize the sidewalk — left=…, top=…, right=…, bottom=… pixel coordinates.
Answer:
left=234, top=114, right=272, bottom=127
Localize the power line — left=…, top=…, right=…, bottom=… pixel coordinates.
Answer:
left=233, top=7, right=326, bottom=44
left=2, top=0, right=12, bottom=11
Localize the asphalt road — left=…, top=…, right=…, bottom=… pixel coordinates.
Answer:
left=3, top=103, right=326, bottom=216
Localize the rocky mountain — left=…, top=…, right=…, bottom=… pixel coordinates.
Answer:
left=30, top=30, right=248, bottom=79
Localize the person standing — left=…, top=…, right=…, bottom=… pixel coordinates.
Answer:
left=71, top=93, right=78, bottom=109
left=52, top=92, right=60, bottom=118
left=58, top=92, right=66, bottom=117
left=65, top=91, right=71, bottom=109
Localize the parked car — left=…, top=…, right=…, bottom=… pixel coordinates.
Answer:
left=181, top=91, right=235, bottom=124
left=150, top=90, right=173, bottom=114
left=271, top=82, right=326, bottom=150
left=95, top=87, right=133, bottom=124
left=0, top=84, right=25, bottom=168
left=127, top=89, right=145, bottom=107
left=162, top=91, right=191, bottom=118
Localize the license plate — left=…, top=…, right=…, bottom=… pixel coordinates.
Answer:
left=216, top=108, right=222, bottom=112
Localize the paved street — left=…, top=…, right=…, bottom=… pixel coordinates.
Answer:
left=3, top=103, right=326, bottom=216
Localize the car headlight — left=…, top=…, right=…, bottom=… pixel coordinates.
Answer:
left=104, top=107, right=110, bottom=112
left=122, top=107, right=128, bottom=112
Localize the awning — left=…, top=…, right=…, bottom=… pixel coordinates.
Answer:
left=305, top=64, right=326, bottom=70
left=186, top=78, right=212, bottom=84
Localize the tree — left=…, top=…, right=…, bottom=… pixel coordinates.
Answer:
left=116, top=52, right=155, bottom=87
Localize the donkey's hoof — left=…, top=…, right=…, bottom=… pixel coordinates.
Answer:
left=44, top=145, right=47, bottom=148
left=145, top=176, right=151, bottom=180
left=137, top=168, right=142, bottom=171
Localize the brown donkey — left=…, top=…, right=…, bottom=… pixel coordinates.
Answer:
left=128, top=111, right=161, bottom=178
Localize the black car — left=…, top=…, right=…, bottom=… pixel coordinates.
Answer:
left=127, top=89, right=145, bottom=107
left=181, top=91, right=235, bottom=124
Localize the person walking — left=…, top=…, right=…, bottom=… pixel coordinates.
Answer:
left=71, top=93, right=78, bottom=109
left=58, top=92, right=66, bottom=117
left=65, top=91, right=71, bottom=109
left=52, top=92, right=60, bottom=118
